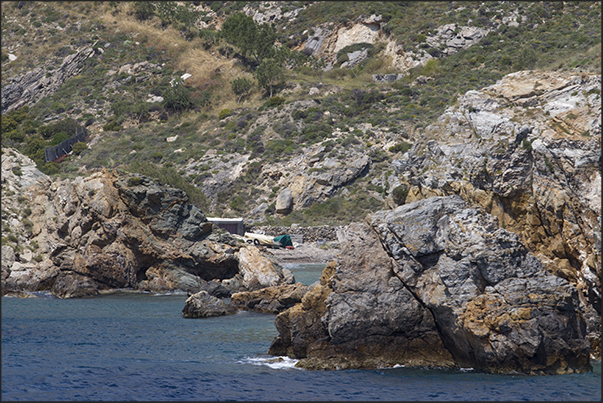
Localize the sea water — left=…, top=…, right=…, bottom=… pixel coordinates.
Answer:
left=2, top=263, right=601, bottom=401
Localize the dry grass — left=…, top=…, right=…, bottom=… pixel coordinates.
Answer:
left=100, top=5, right=260, bottom=113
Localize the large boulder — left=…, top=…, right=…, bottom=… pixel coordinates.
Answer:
left=236, top=245, right=294, bottom=291
left=270, top=196, right=591, bottom=374
left=275, top=188, right=293, bottom=214
left=182, top=291, right=237, bottom=318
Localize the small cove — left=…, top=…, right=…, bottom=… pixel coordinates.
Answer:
left=2, top=264, right=601, bottom=401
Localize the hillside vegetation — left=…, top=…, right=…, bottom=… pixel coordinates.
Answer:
left=1, top=1, right=601, bottom=225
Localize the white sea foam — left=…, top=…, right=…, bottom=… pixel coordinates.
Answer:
left=238, top=356, right=302, bottom=370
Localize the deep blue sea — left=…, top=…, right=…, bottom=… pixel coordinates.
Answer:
left=2, top=263, right=601, bottom=401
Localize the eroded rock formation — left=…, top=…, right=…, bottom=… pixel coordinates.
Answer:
left=1, top=153, right=291, bottom=298
left=269, top=196, right=592, bottom=375
left=392, top=70, right=601, bottom=357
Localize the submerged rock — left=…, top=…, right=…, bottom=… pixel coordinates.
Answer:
left=269, top=196, right=592, bottom=374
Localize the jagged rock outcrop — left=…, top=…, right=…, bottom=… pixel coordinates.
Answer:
left=269, top=197, right=592, bottom=374
left=1, top=45, right=97, bottom=113
left=1, top=150, right=291, bottom=298
left=271, top=153, right=370, bottom=209
left=391, top=70, right=601, bottom=357
left=182, top=290, right=237, bottom=318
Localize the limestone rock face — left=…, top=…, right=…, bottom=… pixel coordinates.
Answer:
left=392, top=70, right=601, bottom=358
left=236, top=245, right=294, bottom=291
left=1, top=46, right=97, bottom=113
left=270, top=197, right=592, bottom=374
left=1, top=154, right=290, bottom=298
left=182, top=291, right=237, bottom=318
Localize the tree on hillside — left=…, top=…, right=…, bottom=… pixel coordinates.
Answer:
left=220, top=12, right=276, bottom=64
left=252, top=23, right=277, bottom=63
left=309, top=55, right=326, bottom=82
left=231, top=77, right=253, bottom=104
left=162, top=79, right=193, bottom=112
left=133, top=1, right=155, bottom=21
left=254, top=58, right=284, bottom=98
left=220, top=12, right=258, bottom=59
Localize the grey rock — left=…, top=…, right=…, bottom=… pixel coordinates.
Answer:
left=368, top=196, right=591, bottom=374
left=182, top=291, right=237, bottom=318
left=271, top=196, right=592, bottom=374
left=275, top=188, right=293, bottom=214
left=199, top=280, right=232, bottom=298
left=2, top=46, right=96, bottom=113
left=51, top=271, right=100, bottom=298
left=341, top=49, right=368, bottom=69
left=231, top=282, right=310, bottom=314
left=2, top=245, right=15, bottom=272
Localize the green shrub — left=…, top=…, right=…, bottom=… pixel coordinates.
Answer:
left=127, top=177, right=144, bottom=187
left=230, top=196, right=246, bottom=211
left=500, top=55, right=512, bottom=66
left=265, top=96, right=286, bottom=107
left=224, top=121, right=237, bottom=132
left=389, top=141, right=411, bottom=153
left=151, top=151, right=164, bottom=162
left=162, top=79, right=193, bottom=112
left=292, top=109, right=307, bottom=120
left=392, top=185, right=409, bottom=205
left=219, top=108, right=232, bottom=120
left=41, top=162, right=59, bottom=175
left=103, top=121, right=122, bottom=132
left=23, top=218, right=33, bottom=232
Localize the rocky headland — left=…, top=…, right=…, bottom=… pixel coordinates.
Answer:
left=268, top=196, right=593, bottom=375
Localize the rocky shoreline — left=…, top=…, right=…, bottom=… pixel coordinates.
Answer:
left=2, top=114, right=600, bottom=373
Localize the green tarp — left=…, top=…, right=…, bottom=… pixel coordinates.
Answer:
left=273, top=234, right=293, bottom=247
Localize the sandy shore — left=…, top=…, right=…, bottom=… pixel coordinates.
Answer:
left=267, top=242, right=341, bottom=264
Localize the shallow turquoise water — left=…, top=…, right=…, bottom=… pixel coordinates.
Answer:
left=2, top=264, right=601, bottom=401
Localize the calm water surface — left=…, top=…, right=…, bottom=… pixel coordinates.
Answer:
left=2, top=263, right=601, bottom=401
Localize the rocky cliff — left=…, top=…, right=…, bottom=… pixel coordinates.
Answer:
left=391, top=70, right=601, bottom=356
left=1, top=45, right=97, bottom=114
left=269, top=196, right=593, bottom=375
left=1, top=149, right=292, bottom=298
